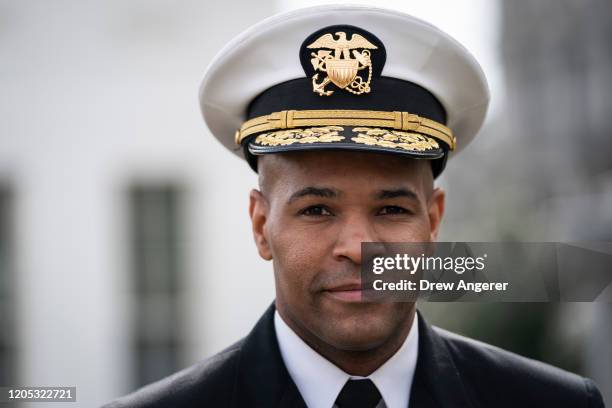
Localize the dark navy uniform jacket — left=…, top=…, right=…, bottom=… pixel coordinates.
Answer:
left=103, top=304, right=605, bottom=408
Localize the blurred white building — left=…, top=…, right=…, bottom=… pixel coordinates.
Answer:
left=0, top=1, right=277, bottom=406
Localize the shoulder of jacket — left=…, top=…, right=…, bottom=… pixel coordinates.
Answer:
left=100, top=339, right=244, bottom=408
left=433, top=326, right=604, bottom=407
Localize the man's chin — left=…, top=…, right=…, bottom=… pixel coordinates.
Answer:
left=318, top=325, right=394, bottom=352
left=315, top=298, right=413, bottom=347
left=315, top=310, right=401, bottom=351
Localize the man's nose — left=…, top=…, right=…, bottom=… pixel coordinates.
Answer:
left=332, top=213, right=380, bottom=265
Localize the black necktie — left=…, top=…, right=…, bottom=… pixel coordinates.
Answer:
left=335, top=379, right=382, bottom=408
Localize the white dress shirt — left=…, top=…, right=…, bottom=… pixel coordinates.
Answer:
left=274, top=310, right=419, bottom=408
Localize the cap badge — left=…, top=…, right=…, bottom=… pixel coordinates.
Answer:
left=306, top=31, right=378, bottom=96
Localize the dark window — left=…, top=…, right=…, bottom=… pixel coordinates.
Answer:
left=129, top=185, right=185, bottom=388
left=0, top=185, right=15, bottom=386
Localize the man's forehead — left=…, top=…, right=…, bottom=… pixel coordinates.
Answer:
left=258, top=151, right=430, bottom=197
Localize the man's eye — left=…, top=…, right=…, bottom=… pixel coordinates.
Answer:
left=378, top=205, right=409, bottom=215
left=299, top=205, right=333, bottom=216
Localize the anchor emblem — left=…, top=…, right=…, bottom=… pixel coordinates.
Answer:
left=306, top=31, right=378, bottom=96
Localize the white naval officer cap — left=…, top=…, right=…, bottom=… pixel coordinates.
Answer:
left=199, top=4, right=489, bottom=177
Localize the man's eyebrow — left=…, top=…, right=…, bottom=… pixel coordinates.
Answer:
left=287, top=187, right=338, bottom=204
left=376, top=188, right=419, bottom=200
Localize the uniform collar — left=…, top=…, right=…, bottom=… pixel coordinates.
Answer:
left=274, top=309, right=419, bottom=408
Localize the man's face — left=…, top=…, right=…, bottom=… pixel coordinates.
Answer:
left=249, top=150, right=445, bottom=352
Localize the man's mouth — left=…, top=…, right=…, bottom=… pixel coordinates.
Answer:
left=324, top=282, right=364, bottom=302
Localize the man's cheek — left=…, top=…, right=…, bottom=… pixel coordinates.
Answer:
left=279, top=253, right=320, bottom=293
left=383, top=220, right=430, bottom=241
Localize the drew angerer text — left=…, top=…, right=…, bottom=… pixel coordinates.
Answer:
left=371, top=279, right=509, bottom=293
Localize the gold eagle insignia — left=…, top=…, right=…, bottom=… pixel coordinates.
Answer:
left=307, top=31, right=377, bottom=96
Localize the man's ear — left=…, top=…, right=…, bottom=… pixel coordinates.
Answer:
left=428, top=187, right=446, bottom=241
left=249, top=189, right=273, bottom=260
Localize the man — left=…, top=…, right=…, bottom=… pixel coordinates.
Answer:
left=104, top=5, right=605, bottom=408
